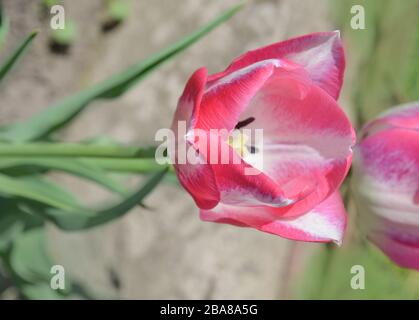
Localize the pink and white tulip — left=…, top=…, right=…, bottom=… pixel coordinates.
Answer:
left=353, top=102, right=419, bottom=269
left=171, top=32, right=355, bottom=244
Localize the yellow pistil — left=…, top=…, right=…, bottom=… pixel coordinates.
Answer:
left=228, top=131, right=249, bottom=157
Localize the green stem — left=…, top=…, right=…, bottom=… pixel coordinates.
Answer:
left=0, top=156, right=170, bottom=174
left=318, top=242, right=335, bottom=299
left=0, top=143, right=156, bottom=158
left=81, top=158, right=172, bottom=173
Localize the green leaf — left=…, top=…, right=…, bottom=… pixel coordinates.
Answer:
left=0, top=5, right=10, bottom=49
left=0, top=174, right=83, bottom=211
left=0, top=31, right=37, bottom=84
left=0, top=199, right=26, bottom=253
left=0, top=4, right=243, bottom=142
left=9, top=228, right=53, bottom=283
left=21, top=282, right=66, bottom=300
left=78, top=157, right=168, bottom=173
left=7, top=226, right=72, bottom=299
left=0, top=142, right=156, bottom=158
left=295, top=243, right=419, bottom=299
left=0, top=165, right=167, bottom=230
left=0, top=157, right=128, bottom=196
left=42, top=168, right=168, bottom=230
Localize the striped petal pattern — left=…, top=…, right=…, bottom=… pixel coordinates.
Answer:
left=171, top=32, right=354, bottom=244
left=353, top=102, right=419, bottom=269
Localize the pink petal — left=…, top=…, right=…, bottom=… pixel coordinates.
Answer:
left=171, top=67, right=220, bottom=210
left=194, top=59, right=281, bottom=133
left=355, top=126, right=419, bottom=269
left=238, top=67, right=354, bottom=216
left=208, top=32, right=345, bottom=99
left=174, top=161, right=220, bottom=210
left=211, top=144, right=291, bottom=208
left=356, top=128, right=419, bottom=204
left=373, top=238, right=419, bottom=270
left=261, top=191, right=347, bottom=244
left=171, top=67, right=207, bottom=129
left=189, top=129, right=291, bottom=208
left=362, top=102, right=419, bottom=137
left=368, top=221, right=419, bottom=270
left=200, top=191, right=347, bottom=244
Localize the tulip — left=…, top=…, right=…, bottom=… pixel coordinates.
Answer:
left=171, top=32, right=355, bottom=244
left=353, top=102, right=419, bottom=269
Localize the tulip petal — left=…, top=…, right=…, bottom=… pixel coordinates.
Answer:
left=194, top=59, right=281, bottom=132
left=212, top=143, right=292, bottom=208
left=362, top=102, right=419, bottom=137
left=353, top=140, right=419, bottom=264
left=368, top=220, right=419, bottom=270
left=208, top=32, right=345, bottom=99
left=355, top=104, right=419, bottom=270
left=174, top=160, right=220, bottom=210
left=374, top=238, right=419, bottom=270
left=356, top=128, right=419, bottom=209
left=190, top=130, right=291, bottom=208
left=171, top=67, right=207, bottom=129
left=239, top=68, right=354, bottom=216
left=200, top=191, right=347, bottom=244
left=171, top=67, right=220, bottom=210
left=261, top=191, right=347, bottom=244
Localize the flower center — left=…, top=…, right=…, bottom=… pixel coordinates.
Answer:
left=228, top=131, right=249, bottom=157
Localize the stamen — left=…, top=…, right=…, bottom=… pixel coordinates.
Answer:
left=228, top=132, right=249, bottom=157
left=235, top=117, right=255, bottom=129
left=249, top=146, right=258, bottom=154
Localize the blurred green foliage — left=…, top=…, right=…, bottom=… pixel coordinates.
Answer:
left=0, top=3, right=242, bottom=142
left=296, top=243, right=419, bottom=299
left=333, top=0, right=419, bottom=125
left=0, top=32, right=37, bottom=84
left=0, top=4, right=242, bottom=299
left=50, top=20, right=76, bottom=46
left=41, top=0, right=61, bottom=8
left=105, top=0, right=130, bottom=23
left=296, top=0, right=419, bottom=299
left=0, top=7, right=9, bottom=49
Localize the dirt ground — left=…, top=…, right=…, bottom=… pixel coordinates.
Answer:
left=0, top=0, right=340, bottom=299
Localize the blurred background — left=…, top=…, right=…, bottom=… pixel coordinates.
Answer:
left=0, top=0, right=418, bottom=299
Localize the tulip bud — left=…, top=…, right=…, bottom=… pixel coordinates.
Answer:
left=353, top=102, right=419, bottom=269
